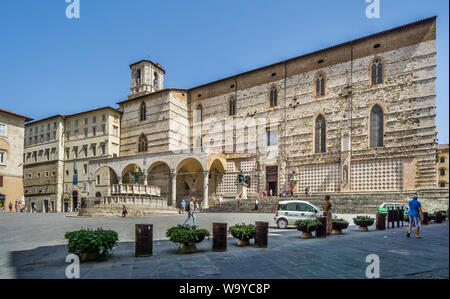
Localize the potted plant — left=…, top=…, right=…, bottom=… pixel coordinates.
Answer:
left=331, top=219, right=349, bottom=235
left=229, top=224, right=256, bottom=246
left=64, top=228, right=118, bottom=262
left=295, top=219, right=322, bottom=239
left=166, top=225, right=210, bottom=254
left=353, top=216, right=375, bottom=232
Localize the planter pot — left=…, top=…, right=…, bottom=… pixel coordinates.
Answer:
left=195, top=235, right=206, bottom=244
left=180, top=243, right=197, bottom=254
left=332, top=222, right=349, bottom=234
left=354, top=220, right=374, bottom=232
left=297, top=224, right=318, bottom=239
left=237, top=239, right=250, bottom=246
left=80, top=252, right=102, bottom=262
left=300, top=231, right=313, bottom=239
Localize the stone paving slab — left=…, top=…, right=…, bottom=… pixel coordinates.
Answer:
left=0, top=213, right=448, bottom=279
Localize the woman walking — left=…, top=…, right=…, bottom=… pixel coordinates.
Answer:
left=323, top=195, right=333, bottom=235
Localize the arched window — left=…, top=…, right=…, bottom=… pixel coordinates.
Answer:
left=135, top=69, right=141, bottom=86
left=140, top=102, right=146, bottom=121
left=370, top=104, right=384, bottom=148
left=153, top=72, right=158, bottom=88
left=315, top=114, right=326, bottom=153
left=229, top=97, right=236, bottom=116
left=315, top=73, right=326, bottom=97
left=138, top=134, right=148, bottom=153
left=371, top=59, right=383, bottom=85
left=440, top=169, right=446, bottom=177
left=269, top=86, right=278, bottom=107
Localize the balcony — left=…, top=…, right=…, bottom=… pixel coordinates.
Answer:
left=110, top=184, right=161, bottom=197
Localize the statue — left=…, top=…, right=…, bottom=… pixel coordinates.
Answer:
left=130, top=166, right=142, bottom=185
left=237, top=170, right=246, bottom=184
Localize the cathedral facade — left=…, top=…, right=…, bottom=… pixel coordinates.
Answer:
left=88, top=17, right=438, bottom=209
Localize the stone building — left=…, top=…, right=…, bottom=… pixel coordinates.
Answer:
left=88, top=17, right=444, bottom=210
left=62, top=107, right=121, bottom=212
left=0, top=108, right=33, bottom=211
left=437, top=144, right=449, bottom=188
left=23, top=115, right=65, bottom=213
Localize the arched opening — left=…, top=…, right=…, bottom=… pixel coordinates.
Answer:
left=135, top=69, right=141, bottom=86
left=147, top=161, right=172, bottom=204
left=209, top=158, right=226, bottom=197
left=153, top=72, right=159, bottom=88
left=93, top=166, right=118, bottom=197
left=369, top=104, right=384, bottom=148
left=122, top=164, right=144, bottom=185
left=314, top=114, right=326, bottom=153
left=138, top=134, right=148, bottom=153
left=176, top=158, right=204, bottom=206
left=95, top=192, right=102, bottom=199
left=315, top=73, right=326, bottom=97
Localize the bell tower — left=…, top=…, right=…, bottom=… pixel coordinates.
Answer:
left=129, top=60, right=165, bottom=99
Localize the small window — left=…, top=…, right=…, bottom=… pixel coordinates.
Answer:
left=0, top=152, right=5, bottom=164
left=440, top=157, right=446, bottom=163
left=315, top=73, right=326, bottom=97
left=371, top=59, right=383, bottom=85
left=229, top=97, right=236, bottom=116
left=138, top=134, right=148, bottom=153
left=92, top=127, right=96, bottom=136
left=440, top=169, right=446, bottom=177
left=269, top=86, right=278, bottom=107
left=140, top=102, right=147, bottom=121
left=135, top=69, right=141, bottom=86
left=96, top=175, right=101, bottom=185
left=441, top=183, right=446, bottom=188
left=196, top=104, right=203, bottom=122
left=267, top=130, right=278, bottom=146
left=153, top=72, right=159, bottom=88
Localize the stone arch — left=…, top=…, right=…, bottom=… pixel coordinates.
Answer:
left=122, top=163, right=144, bottom=185
left=208, top=158, right=227, bottom=197
left=176, top=157, right=205, bottom=205
left=147, top=161, right=172, bottom=202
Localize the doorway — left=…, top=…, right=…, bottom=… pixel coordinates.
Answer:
left=64, top=200, right=69, bottom=212
left=44, top=199, right=49, bottom=213
left=72, top=191, right=78, bottom=211
left=266, top=166, right=278, bottom=196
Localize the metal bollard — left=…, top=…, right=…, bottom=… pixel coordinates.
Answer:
left=135, top=224, right=153, bottom=257
left=254, top=221, right=269, bottom=248
left=212, top=223, right=227, bottom=252
left=396, top=208, right=400, bottom=228
left=388, top=208, right=395, bottom=228
left=376, top=213, right=386, bottom=230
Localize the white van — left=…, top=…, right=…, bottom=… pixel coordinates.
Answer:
left=274, top=200, right=336, bottom=229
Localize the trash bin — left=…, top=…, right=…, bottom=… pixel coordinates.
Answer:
left=376, top=213, right=386, bottom=230
left=212, top=223, right=227, bottom=252
left=422, top=212, right=429, bottom=225
left=435, top=211, right=443, bottom=224
left=315, top=217, right=327, bottom=238
left=135, top=224, right=153, bottom=257
left=254, top=221, right=269, bottom=248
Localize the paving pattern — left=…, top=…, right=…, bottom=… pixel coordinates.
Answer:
left=0, top=212, right=448, bottom=279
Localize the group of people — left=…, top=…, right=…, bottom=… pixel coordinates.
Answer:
left=7, top=201, right=27, bottom=213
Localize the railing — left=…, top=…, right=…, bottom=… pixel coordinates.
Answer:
left=110, top=184, right=161, bottom=197
left=82, top=196, right=168, bottom=208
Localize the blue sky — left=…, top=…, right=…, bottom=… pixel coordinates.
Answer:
left=0, top=0, right=448, bottom=143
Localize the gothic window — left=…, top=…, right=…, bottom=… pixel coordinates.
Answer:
left=229, top=97, right=236, bottom=116
left=314, top=114, right=326, bottom=153
left=138, top=134, right=148, bottom=153
left=269, top=86, right=278, bottom=107
left=140, top=102, right=146, bottom=121
left=315, top=73, right=326, bottom=97
left=371, top=59, right=383, bottom=85
left=370, top=104, right=384, bottom=148
left=153, top=72, right=158, bottom=88
left=135, top=69, right=141, bottom=86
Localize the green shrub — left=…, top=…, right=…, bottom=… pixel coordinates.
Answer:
left=64, top=228, right=118, bottom=259
left=295, top=219, right=322, bottom=232
left=166, top=225, right=210, bottom=246
left=229, top=224, right=256, bottom=240
left=353, top=216, right=375, bottom=222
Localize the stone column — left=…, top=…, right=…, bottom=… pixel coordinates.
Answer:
left=203, top=171, right=209, bottom=209
left=143, top=174, right=148, bottom=186
left=171, top=171, right=177, bottom=208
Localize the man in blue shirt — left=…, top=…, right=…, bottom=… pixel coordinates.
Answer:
left=407, top=194, right=424, bottom=239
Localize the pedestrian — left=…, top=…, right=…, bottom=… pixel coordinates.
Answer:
left=323, top=195, right=333, bottom=235
left=195, top=202, right=199, bottom=213
left=407, top=194, right=424, bottom=239
left=269, top=189, right=273, bottom=197
left=77, top=203, right=81, bottom=212
left=290, top=187, right=294, bottom=197
left=217, top=196, right=222, bottom=207
left=305, top=187, right=310, bottom=198
left=8, top=202, right=12, bottom=212
left=180, top=200, right=186, bottom=214
left=14, top=202, right=18, bottom=213
left=254, top=198, right=259, bottom=211
left=183, top=197, right=197, bottom=227
left=122, top=204, right=128, bottom=217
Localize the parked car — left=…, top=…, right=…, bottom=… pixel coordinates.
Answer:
left=274, top=200, right=337, bottom=229
left=377, top=202, right=409, bottom=216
